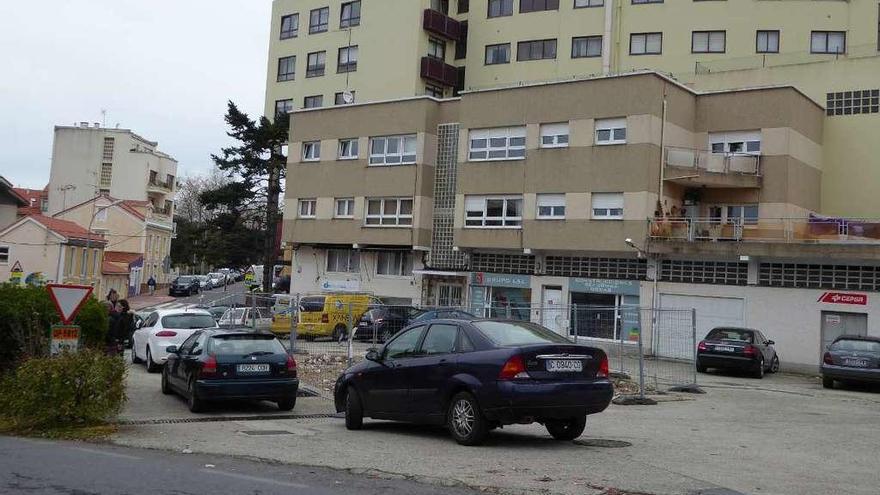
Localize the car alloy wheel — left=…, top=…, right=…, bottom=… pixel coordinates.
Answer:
left=146, top=347, right=160, bottom=373
left=345, top=386, right=364, bottom=430
left=770, top=355, right=780, bottom=373
left=754, top=357, right=765, bottom=379
left=447, top=391, right=488, bottom=446
left=452, top=399, right=475, bottom=437
left=187, top=378, right=204, bottom=413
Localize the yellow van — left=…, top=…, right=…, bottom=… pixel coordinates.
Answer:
left=297, top=293, right=381, bottom=340
left=270, top=294, right=295, bottom=336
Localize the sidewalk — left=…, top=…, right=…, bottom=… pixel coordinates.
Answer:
left=128, top=293, right=175, bottom=310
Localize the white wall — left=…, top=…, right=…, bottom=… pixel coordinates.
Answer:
left=0, top=220, right=65, bottom=283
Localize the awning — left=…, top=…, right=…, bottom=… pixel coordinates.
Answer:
left=412, top=270, right=469, bottom=277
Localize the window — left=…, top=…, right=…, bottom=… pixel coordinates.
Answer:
left=709, top=131, right=761, bottom=155
left=574, top=0, right=603, bottom=7
left=469, top=127, right=526, bottom=161
left=692, top=30, right=726, bottom=53
left=338, top=45, right=358, bottom=72
left=280, top=13, right=299, bottom=39
left=630, top=32, right=662, bottom=55
left=592, top=193, right=624, bottom=220
left=80, top=248, right=88, bottom=277
left=485, top=43, right=511, bottom=64
left=537, top=194, right=565, bottom=219
left=277, top=56, right=296, bottom=81
left=275, top=99, right=294, bottom=117
left=95, top=208, right=108, bottom=222
left=377, top=251, right=413, bottom=276
left=100, top=163, right=113, bottom=187
left=0, top=246, right=8, bottom=264
left=756, top=30, right=779, bottom=54
left=366, top=198, right=413, bottom=226
left=426, top=85, right=445, bottom=98
left=540, top=123, right=569, bottom=148
left=465, top=195, right=523, bottom=228
left=595, top=118, right=626, bottom=145
left=431, top=0, right=450, bottom=14
left=303, top=95, right=323, bottom=108
left=455, top=21, right=468, bottom=59
left=428, top=37, right=446, bottom=60
left=520, top=0, right=559, bottom=13
left=826, top=89, right=879, bottom=116
left=102, top=137, right=114, bottom=161
left=369, top=135, right=417, bottom=165
left=306, top=51, right=326, bottom=77
left=572, top=36, right=602, bottom=58
left=302, top=141, right=321, bottom=161
left=458, top=0, right=470, bottom=13
left=335, top=198, right=355, bottom=218
left=338, top=138, right=359, bottom=159
left=811, top=31, right=846, bottom=54
left=327, top=249, right=360, bottom=272
left=488, top=0, right=513, bottom=17
left=298, top=199, right=316, bottom=218
left=632, top=0, right=662, bottom=3
left=40, top=199, right=48, bottom=212
left=726, top=205, right=759, bottom=225
left=340, top=1, right=361, bottom=28
left=383, top=326, right=426, bottom=359
left=419, top=324, right=458, bottom=355
left=335, top=91, right=356, bottom=105
left=517, top=39, right=557, bottom=61
left=309, top=7, right=329, bottom=33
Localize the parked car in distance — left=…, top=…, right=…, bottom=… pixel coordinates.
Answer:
left=162, top=329, right=298, bottom=413
left=219, top=307, right=273, bottom=331
left=207, top=272, right=226, bottom=288
left=354, top=306, right=425, bottom=343
left=270, top=294, right=295, bottom=336
left=335, top=319, right=613, bottom=445
left=411, top=309, right=476, bottom=324
left=195, top=275, right=213, bottom=291
left=206, top=305, right=229, bottom=322
left=132, top=309, right=218, bottom=372
left=697, top=327, right=780, bottom=379
left=169, top=276, right=200, bottom=297
left=297, top=293, right=382, bottom=341
left=821, top=335, right=880, bottom=389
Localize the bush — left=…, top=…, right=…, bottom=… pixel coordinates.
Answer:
left=74, top=298, right=109, bottom=349
left=0, top=350, right=126, bottom=428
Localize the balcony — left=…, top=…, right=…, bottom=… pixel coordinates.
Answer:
left=664, top=147, right=762, bottom=189
left=147, top=178, right=173, bottom=195
left=420, top=56, right=458, bottom=87
left=650, top=217, right=880, bottom=244
left=423, top=9, right=461, bottom=41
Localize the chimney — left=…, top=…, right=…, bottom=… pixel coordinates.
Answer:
left=93, top=123, right=100, bottom=128
left=79, top=122, right=89, bottom=128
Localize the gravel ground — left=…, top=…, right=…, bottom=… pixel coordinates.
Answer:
left=297, top=353, right=349, bottom=396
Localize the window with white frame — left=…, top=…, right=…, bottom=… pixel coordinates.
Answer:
left=338, top=138, right=359, bottom=159
left=469, top=127, right=526, bottom=161
left=369, top=135, right=417, bottom=165
left=298, top=199, right=316, bottom=218
left=302, top=141, right=321, bottom=161
left=365, top=198, right=413, bottom=226
left=726, top=204, right=759, bottom=225
left=595, top=118, right=626, bottom=145
left=811, top=31, right=845, bottom=54
left=540, top=123, right=569, bottom=148
left=592, top=193, right=624, bottom=220
left=335, top=198, right=355, bottom=218
left=377, top=251, right=413, bottom=276
left=0, top=245, right=9, bottom=264
left=326, top=249, right=359, bottom=273
left=465, top=195, right=523, bottom=228
left=709, top=131, right=761, bottom=155
left=692, top=30, right=726, bottom=53
left=537, top=194, right=566, bottom=219
left=574, top=0, right=603, bottom=7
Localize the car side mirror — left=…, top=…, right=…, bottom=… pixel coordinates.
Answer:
left=166, top=345, right=179, bottom=354
left=766, top=340, right=775, bottom=346
left=365, top=349, right=382, bottom=362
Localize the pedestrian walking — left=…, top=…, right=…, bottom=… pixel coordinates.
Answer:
left=106, top=299, right=133, bottom=356
left=147, top=275, right=156, bottom=296
left=106, top=289, right=120, bottom=313
left=223, top=274, right=228, bottom=293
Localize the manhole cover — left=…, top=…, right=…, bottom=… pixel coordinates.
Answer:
left=573, top=438, right=632, bottom=448
left=240, top=430, right=294, bottom=436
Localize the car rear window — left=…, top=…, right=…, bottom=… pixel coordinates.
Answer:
left=831, top=339, right=880, bottom=353
left=706, top=328, right=754, bottom=343
left=225, top=309, right=245, bottom=321
left=209, top=334, right=286, bottom=355
left=300, top=296, right=326, bottom=312
left=177, top=276, right=194, bottom=283
left=161, top=314, right=216, bottom=329
left=473, top=321, right=570, bottom=346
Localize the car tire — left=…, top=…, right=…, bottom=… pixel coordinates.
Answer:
left=822, top=376, right=834, bottom=389
left=161, top=368, right=173, bottom=395
left=769, top=355, right=780, bottom=373
left=187, top=378, right=205, bottom=413
left=447, top=391, right=489, bottom=446
left=277, top=397, right=296, bottom=411
left=131, top=346, right=142, bottom=364
left=753, top=357, right=765, bottom=379
left=145, top=347, right=160, bottom=373
left=345, top=386, right=364, bottom=430
left=546, top=416, right=587, bottom=441
left=696, top=361, right=707, bottom=373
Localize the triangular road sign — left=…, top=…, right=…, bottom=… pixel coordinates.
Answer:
left=47, top=284, right=94, bottom=325
left=11, top=260, right=22, bottom=273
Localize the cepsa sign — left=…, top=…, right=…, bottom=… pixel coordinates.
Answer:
left=818, top=292, right=868, bottom=305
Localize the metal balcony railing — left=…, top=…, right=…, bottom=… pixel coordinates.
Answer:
left=423, top=8, right=461, bottom=40
left=420, top=56, right=458, bottom=87
left=649, top=216, right=880, bottom=244
left=665, top=146, right=761, bottom=176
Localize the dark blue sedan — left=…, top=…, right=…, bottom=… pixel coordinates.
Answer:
left=334, top=319, right=613, bottom=445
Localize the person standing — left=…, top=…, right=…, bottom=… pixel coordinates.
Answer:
left=147, top=275, right=156, bottom=296
left=107, top=299, right=134, bottom=356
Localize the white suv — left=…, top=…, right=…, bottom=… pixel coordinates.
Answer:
left=131, top=309, right=218, bottom=372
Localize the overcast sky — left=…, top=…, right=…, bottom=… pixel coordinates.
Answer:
left=0, top=0, right=271, bottom=189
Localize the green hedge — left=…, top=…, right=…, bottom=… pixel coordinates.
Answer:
left=0, top=350, right=126, bottom=428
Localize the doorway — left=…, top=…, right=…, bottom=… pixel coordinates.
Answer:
left=541, top=286, right=564, bottom=334
left=821, top=311, right=867, bottom=354
left=570, top=292, right=617, bottom=340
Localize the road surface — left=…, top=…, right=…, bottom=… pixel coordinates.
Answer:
left=0, top=435, right=482, bottom=495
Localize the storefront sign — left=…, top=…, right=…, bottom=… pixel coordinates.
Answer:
left=569, top=278, right=640, bottom=296
left=50, top=325, right=80, bottom=355
left=818, top=292, right=867, bottom=305
left=321, top=279, right=361, bottom=292
left=471, top=272, right=531, bottom=289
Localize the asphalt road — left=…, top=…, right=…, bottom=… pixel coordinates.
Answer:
left=0, top=435, right=482, bottom=495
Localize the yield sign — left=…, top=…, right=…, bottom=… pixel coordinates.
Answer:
left=47, top=284, right=94, bottom=324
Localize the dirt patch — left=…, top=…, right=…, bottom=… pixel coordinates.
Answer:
left=297, top=354, right=349, bottom=395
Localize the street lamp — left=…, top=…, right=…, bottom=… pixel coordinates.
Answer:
left=82, top=200, right=124, bottom=284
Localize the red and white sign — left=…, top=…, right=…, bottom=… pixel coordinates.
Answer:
left=818, top=292, right=867, bottom=306
left=47, top=284, right=94, bottom=324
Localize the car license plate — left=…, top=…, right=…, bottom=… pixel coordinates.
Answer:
left=715, top=346, right=735, bottom=352
left=844, top=358, right=868, bottom=368
left=546, top=359, right=583, bottom=372
left=237, top=364, right=270, bottom=373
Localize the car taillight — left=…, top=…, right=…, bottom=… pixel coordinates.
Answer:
left=286, top=354, right=297, bottom=376
left=201, top=355, right=218, bottom=378
left=498, top=355, right=529, bottom=380
left=743, top=345, right=757, bottom=356
left=697, top=341, right=707, bottom=352
left=321, top=313, right=329, bottom=323
left=155, top=331, right=177, bottom=337
left=823, top=352, right=833, bottom=365
left=597, top=354, right=609, bottom=378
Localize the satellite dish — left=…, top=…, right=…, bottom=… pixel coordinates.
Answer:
left=342, top=91, right=354, bottom=104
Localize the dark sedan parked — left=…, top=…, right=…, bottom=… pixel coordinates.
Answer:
left=334, top=319, right=613, bottom=446
left=168, top=276, right=200, bottom=297
left=162, top=329, right=298, bottom=413
left=411, top=309, right=476, bottom=324
left=354, top=307, right=426, bottom=343
left=697, top=327, right=780, bottom=378
left=821, top=335, right=880, bottom=389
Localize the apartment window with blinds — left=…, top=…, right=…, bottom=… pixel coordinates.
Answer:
left=102, top=138, right=114, bottom=161
left=465, top=196, right=523, bottom=228
left=309, top=7, right=329, bottom=34
left=517, top=39, right=557, bottom=61
left=595, top=118, right=627, bottom=145
left=537, top=194, right=566, bottom=219
left=338, top=45, right=358, bottom=72
left=485, top=43, right=511, bottom=64
left=280, top=14, right=299, bottom=39
left=365, top=198, right=413, bottom=226
left=0, top=246, right=9, bottom=264
left=520, top=0, right=559, bottom=13
left=811, top=31, right=845, bottom=54
left=335, top=198, right=355, bottom=218
left=338, top=138, right=359, bottom=159
left=692, top=31, right=726, bottom=53
left=277, top=56, right=296, bottom=81
left=302, top=141, right=321, bottom=161
left=630, top=32, right=662, bottom=55
left=574, top=0, right=603, bottom=7
left=377, top=252, right=413, bottom=276
left=306, top=51, right=326, bottom=77
left=572, top=36, right=602, bottom=58
left=592, top=193, right=624, bottom=220
left=428, top=37, right=446, bottom=61
left=469, top=127, right=526, bottom=160
left=488, top=0, right=513, bottom=17
left=303, top=95, right=323, bottom=108
left=100, top=163, right=113, bottom=188
left=275, top=99, right=294, bottom=117
left=756, top=30, right=779, bottom=53
left=340, top=1, right=361, bottom=28
left=540, top=123, right=569, bottom=148
left=298, top=199, right=316, bottom=218
left=327, top=249, right=360, bottom=273
left=369, top=135, right=417, bottom=165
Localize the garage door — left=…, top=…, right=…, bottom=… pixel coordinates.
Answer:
left=658, top=294, right=745, bottom=359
